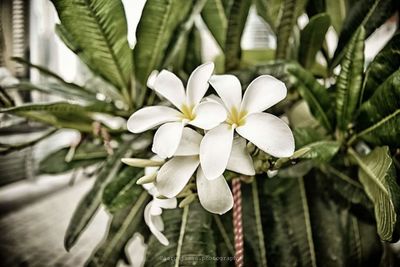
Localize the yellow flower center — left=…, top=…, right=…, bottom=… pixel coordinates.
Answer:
left=226, top=106, right=247, bottom=127
left=180, top=104, right=196, bottom=121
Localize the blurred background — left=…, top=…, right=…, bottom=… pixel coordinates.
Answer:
left=0, top=0, right=398, bottom=266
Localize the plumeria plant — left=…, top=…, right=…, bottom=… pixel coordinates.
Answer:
left=1, top=0, right=400, bottom=266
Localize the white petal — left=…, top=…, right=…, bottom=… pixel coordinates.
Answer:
left=144, top=202, right=169, bottom=246
left=174, top=127, right=203, bottom=156
left=241, top=75, right=287, bottom=114
left=152, top=122, right=184, bottom=158
left=153, top=70, right=186, bottom=109
left=189, top=101, right=227, bottom=130
left=150, top=205, right=162, bottom=216
left=186, top=62, right=215, bottom=105
left=209, top=75, right=242, bottom=110
left=144, top=156, right=162, bottom=176
left=236, top=113, right=295, bottom=158
left=156, top=156, right=199, bottom=198
left=196, top=167, right=233, bottom=214
left=146, top=70, right=159, bottom=89
left=153, top=198, right=178, bottom=209
left=227, top=137, right=255, bottom=176
left=127, top=106, right=180, bottom=133
left=200, top=123, right=234, bottom=180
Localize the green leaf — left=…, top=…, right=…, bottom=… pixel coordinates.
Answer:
left=293, top=126, right=327, bottom=148
left=298, top=13, right=330, bottom=68
left=362, top=32, right=400, bottom=102
left=353, top=69, right=400, bottom=147
left=201, top=0, right=228, bottom=48
left=275, top=0, right=297, bottom=60
left=325, top=0, right=346, bottom=33
left=262, top=177, right=318, bottom=267
left=51, top=0, right=133, bottom=99
left=349, top=147, right=400, bottom=241
left=102, top=167, right=144, bottom=213
left=297, top=141, right=340, bottom=162
left=134, top=0, right=192, bottom=86
left=86, top=191, right=150, bottom=267
left=224, top=0, right=251, bottom=70
left=254, top=0, right=283, bottom=31
left=64, top=138, right=135, bottom=251
left=242, top=180, right=268, bottom=267
left=331, top=0, right=396, bottom=67
left=335, top=27, right=365, bottom=131
left=286, top=63, right=333, bottom=131
left=39, top=142, right=107, bottom=174
left=145, top=202, right=216, bottom=266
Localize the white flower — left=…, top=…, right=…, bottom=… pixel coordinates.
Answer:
left=155, top=127, right=255, bottom=215
left=127, top=63, right=227, bottom=158
left=142, top=162, right=177, bottom=246
left=200, top=74, right=295, bottom=179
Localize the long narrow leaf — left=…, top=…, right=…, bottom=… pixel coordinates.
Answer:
left=335, top=27, right=365, bottom=132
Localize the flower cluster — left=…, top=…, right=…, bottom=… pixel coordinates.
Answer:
left=125, top=62, right=294, bottom=245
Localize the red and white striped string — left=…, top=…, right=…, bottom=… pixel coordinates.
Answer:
left=232, top=178, right=244, bottom=267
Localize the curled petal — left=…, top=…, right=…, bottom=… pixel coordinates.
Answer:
left=146, top=70, right=159, bottom=89
left=196, top=167, right=233, bottom=215
left=200, top=123, right=234, bottom=180
left=127, top=106, right=180, bottom=133
left=153, top=198, right=177, bottom=209
left=152, top=122, right=184, bottom=158
left=144, top=202, right=169, bottom=246
left=190, top=101, right=227, bottom=130
left=154, top=70, right=186, bottom=109
left=227, top=137, right=255, bottom=176
left=241, top=75, right=287, bottom=114
left=156, top=156, right=199, bottom=198
left=236, top=113, right=295, bottom=158
left=186, top=62, right=215, bottom=105
left=174, top=127, right=203, bottom=156
left=209, top=75, right=242, bottom=110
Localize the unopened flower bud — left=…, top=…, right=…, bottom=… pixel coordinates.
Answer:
left=121, top=158, right=164, bottom=167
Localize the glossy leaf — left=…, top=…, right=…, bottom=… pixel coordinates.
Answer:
left=224, top=0, right=251, bottom=70
left=362, top=32, right=400, bottom=102
left=349, top=147, right=400, bottom=241
left=201, top=0, right=228, bottom=48
left=297, top=141, right=340, bottom=163
left=51, top=0, right=133, bottom=97
left=134, top=0, right=192, bottom=86
left=325, top=0, right=346, bottom=33
left=262, top=177, right=318, bottom=267
left=286, top=63, right=334, bottom=131
left=86, top=191, right=150, bottom=267
left=331, top=0, right=396, bottom=67
left=39, top=142, right=107, bottom=174
left=64, top=138, right=135, bottom=250
left=298, top=13, right=330, bottom=68
left=145, top=202, right=216, bottom=266
left=102, top=167, right=144, bottom=213
left=354, top=69, right=400, bottom=147
left=335, top=27, right=365, bottom=131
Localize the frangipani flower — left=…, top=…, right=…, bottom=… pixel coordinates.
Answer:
left=200, top=74, right=295, bottom=179
left=127, top=63, right=226, bottom=158
left=142, top=163, right=177, bottom=246
left=155, top=127, right=255, bottom=215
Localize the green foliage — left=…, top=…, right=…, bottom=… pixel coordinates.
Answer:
left=286, top=63, right=334, bottom=131
left=102, top=167, right=144, bottom=213
left=145, top=202, right=216, bottom=266
left=335, top=27, right=365, bottom=132
left=349, top=147, right=400, bottom=241
left=64, top=138, right=135, bottom=251
left=224, top=0, right=251, bottom=70
left=201, top=0, right=228, bottom=48
left=134, top=0, right=192, bottom=87
left=298, top=13, right=330, bottom=68
left=254, top=0, right=283, bottom=31
left=354, top=70, right=400, bottom=147
left=332, top=0, right=396, bottom=67
left=362, top=33, right=400, bottom=102
left=51, top=0, right=133, bottom=104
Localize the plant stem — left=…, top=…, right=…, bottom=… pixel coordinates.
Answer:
left=232, top=178, right=244, bottom=267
